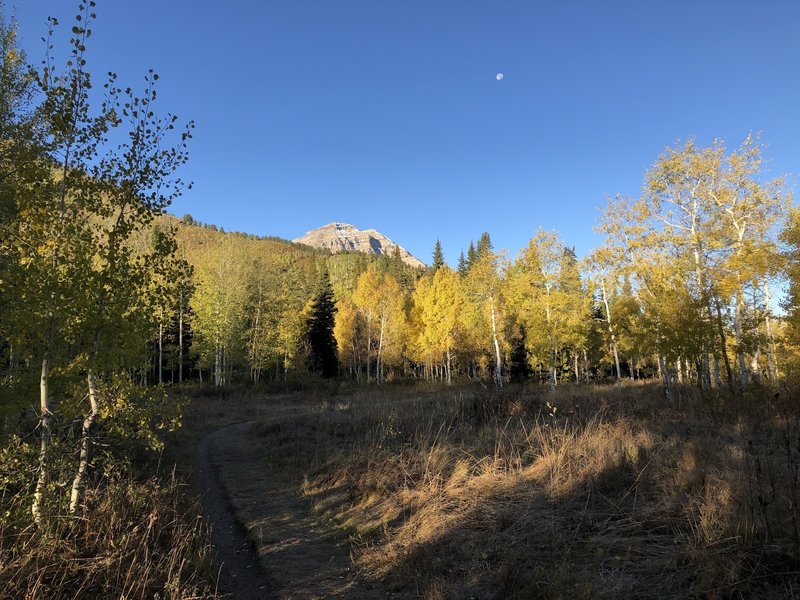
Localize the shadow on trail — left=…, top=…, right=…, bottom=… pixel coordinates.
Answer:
left=195, top=422, right=273, bottom=599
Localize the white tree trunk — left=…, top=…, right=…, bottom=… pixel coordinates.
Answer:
left=490, top=297, right=502, bottom=392
left=158, top=313, right=163, bottom=385
left=69, top=371, right=100, bottom=514
left=365, top=317, right=371, bottom=384
left=178, top=302, right=184, bottom=384
left=658, top=353, right=672, bottom=405
left=734, top=290, right=748, bottom=389
left=600, top=278, right=622, bottom=382
left=32, top=348, right=51, bottom=526
left=214, top=341, right=221, bottom=387
left=377, top=316, right=386, bottom=385
left=764, top=281, right=778, bottom=382
left=446, top=345, right=452, bottom=385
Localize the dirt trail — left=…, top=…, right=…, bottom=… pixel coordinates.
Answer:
left=196, top=422, right=271, bottom=599
left=196, top=420, right=384, bottom=599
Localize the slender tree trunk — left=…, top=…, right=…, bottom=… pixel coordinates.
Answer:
left=583, top=348, right=590, bottom=383
left=690, top=214, right=712, bottom=389
left=545, top=294, right=555, bottom=391
left=658, top=353, right=672, bottom=405
left=365, top=318, right=371, bottom=384
left=69, top=371, right=100, bottom=514
left=7, top=343, right=14, bottom=382
left=490, top=297, right=502, bottom=392
left=178, top=300, right=183, bottom=384
left=712, top=353, right=720, bottom=388
left=446, top=345, right=452, bottom=385
left=214, top=341, right=221, bottom=387
left=700, top=351, right=710, bottom=390
left=377, top=317, right=385, bottom=386
left=750, top=348, right=762, bottom=382
left=713, top=298, right=735, bottom=392
left=749, top=283, right=762, bottom=383
left=601, top=278, right=622, bottom=382
left=249, top=285, right=263, bottom=384
left=573, top=353, right=579, bottom=382
left=352, top=340, right=360, bottom=383
left=32, top=347, right=51, bottom=526
left=158, top=312, right=163, bottom=385
left=764, top=281, right=778, bottom=382
left=734, top=290, right=748, bottom=389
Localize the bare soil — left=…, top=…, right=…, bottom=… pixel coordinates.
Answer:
left=196, top=422, right=271, bottom=599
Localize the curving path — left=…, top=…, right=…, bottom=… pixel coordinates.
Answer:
left=195, top=420, right=385, bottom=599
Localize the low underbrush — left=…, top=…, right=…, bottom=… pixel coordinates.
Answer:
left=0, top=465, right=216, bottom=600
left=252, top=381, right=800, bottom=599
left=0, top=392, right=219, bottom=600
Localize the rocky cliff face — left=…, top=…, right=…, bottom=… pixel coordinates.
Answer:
left=293, top=222, right=425, bottom=269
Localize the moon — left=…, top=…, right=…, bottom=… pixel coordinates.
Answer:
left=496, top=73, right=504, bottom=81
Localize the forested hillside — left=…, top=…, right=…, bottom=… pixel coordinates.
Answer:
left=161, top=216, right=422, bottom=385
left=158, top=136, right=800, bottom=400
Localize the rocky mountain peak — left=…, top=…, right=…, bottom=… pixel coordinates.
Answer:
left=293, top=222, right=425, bottom=269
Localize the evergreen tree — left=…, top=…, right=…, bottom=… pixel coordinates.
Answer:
left=467, top=242, right=478, bottom=270
left=432, top=239, right=445, bottom=271
left=509, top=330, right=530, bottom=382
left=306, top=275, right=339, bottom=378
left=477, top=232, right=493, bottom=259
left=391, top=244, right=404, bottom=272
left=457, top=250, right=467, bottom=277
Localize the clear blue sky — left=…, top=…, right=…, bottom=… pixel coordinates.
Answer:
left=9, top=1, right=800, bottom=266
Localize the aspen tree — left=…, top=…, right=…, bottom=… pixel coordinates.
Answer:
left=464, top=246, right=505, bottom=391
left=507, top=230, right=588, bottom=389
left=334, top=298, right=361, bottom=379
left=411, top=267, right=463, bottom=384
left=352, top=266, right=406, bottom=384
left=0, top=3, right=194, bottom=520
left=190, top=235, right=248, bottom=386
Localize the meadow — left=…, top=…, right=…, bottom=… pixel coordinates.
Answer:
left=200, top=380, right=800, bottom=599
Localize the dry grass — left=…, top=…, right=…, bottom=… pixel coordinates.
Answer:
left=0, top=382, right=271, bottom=600
left=0, top=380, right=346, bottom=599
left=247, top=381, right=800, bottom=599
left=0, top=468, right=215, bottom=599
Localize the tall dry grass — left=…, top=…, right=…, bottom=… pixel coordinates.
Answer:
left=0, top=466, right=216, bottom=599
left=250, top=381, right=800, bottom=599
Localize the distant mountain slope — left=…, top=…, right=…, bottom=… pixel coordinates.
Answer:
left=293, top=222, right=425, bottom=269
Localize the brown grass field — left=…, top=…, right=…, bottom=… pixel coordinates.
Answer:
left=4, top=380, right=800, bottom=598
left=234, top=381, right=800, bottom=599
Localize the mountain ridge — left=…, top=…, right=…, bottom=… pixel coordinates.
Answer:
left=293, top=222, right=426, bottom=269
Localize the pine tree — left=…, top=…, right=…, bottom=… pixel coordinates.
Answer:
left=306, top=275, right=339, bottom=378
left=509, top=329, right=530, bottom=382
left=477, top=232, right=493, bottom=259
left=467, top=242, right=478, bottom=270
left=457, top=250, right=467, bottom=277
left=432, top=240, right=445, bottom=271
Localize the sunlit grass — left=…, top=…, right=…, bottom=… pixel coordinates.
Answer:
left=245, top=381, right=800, bottom=598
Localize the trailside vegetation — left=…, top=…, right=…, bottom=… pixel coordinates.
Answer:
left=1, top=4, right=213, bottom=597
